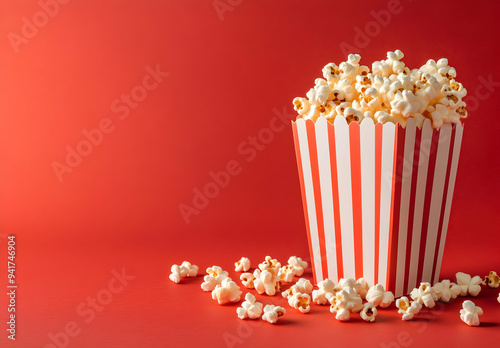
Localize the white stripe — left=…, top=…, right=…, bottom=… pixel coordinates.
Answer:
left=407, top=119, right=433, bottom=293
left=334, top=116, right=355, bottom=279
left=360, top=118, right=375, bottom=286
left=422, top=124, right=452, bottom=282
left=378, top=122, right=395, bottom=288
left=395, top=119, right=416, bottom=297
left=296, top=119, right=323, bottom=281
left=315, top=117, right=338, bottom=282
left=433, top=123, right=463, bottom=284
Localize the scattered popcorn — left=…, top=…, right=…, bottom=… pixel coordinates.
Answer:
left=460, top=300, right=483, bottom=326
left=240, top=273, right=256, bottom=289
left=396, top=296, right=422, bottom=321
left=236, top=293, right=263, bottom=319
left=294, top=50, right=468, bottom=129
left=234, top=257, right=251, bottom=272
left=262, top=305, right=286, bottom=324
left=456, top=272, right=482, bottom=296
left=432, top=279, right=461, bottom=303
left=410, top=282, right=438, bottom=308
left=201, top=266, right=229, bottom=292
left=356, top=278, right=370, bottom=300
left=288, top=256, right=308, bottom=277
left=366, top=284, right=394, bottom=308
left=484, top=271, right=500, bottom=288
left=330, top=286, right=363, bottom=313
left=169, top=261, right=199, bottom=283
left=312, top=279, right=336, bottom=305
left=335, top=278, right=361, bottom=293
left=335, top=307, right=351, bottom=321
left=360, top=303, right=377, bottom=322
left=278, top=265, right=295, bottom=283
left=212, top=278, right=242, bottom=304
left=253, top=269, right=281, bottom=296
left=288, top=292, right=311, bottom=313
left=258, top=256, right=281, bottom=276
left=294, top=278, right=314, bottom=294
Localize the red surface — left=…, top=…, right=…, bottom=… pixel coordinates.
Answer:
left=0, top=0, right=499, bottom=347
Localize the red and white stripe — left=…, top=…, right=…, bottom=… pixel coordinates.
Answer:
left=292, top=116, right=463, bottom=297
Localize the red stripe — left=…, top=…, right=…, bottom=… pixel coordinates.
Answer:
left=403, top=126, right=422, bottom=294
left=431, top=126, right=456, bottom=282
left=292, top=121, right=317, bottom=283
left=374, top=124, right=383, bottom=284
left=349, top=122, right=363, bottom=279
left=387, top=125, right=406, bottom=292
left=416, top=129, right=440, bottom=285
left=327, top=121, right=343, bottom=279
left=306, top=120, right=329, bottom=281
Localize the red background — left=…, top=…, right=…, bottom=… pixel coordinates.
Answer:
left=0, top=0, right=499, bottom=347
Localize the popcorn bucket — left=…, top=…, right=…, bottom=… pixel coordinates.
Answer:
left=291, top=116, right=463, bottom=297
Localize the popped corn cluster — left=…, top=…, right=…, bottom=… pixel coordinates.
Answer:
left=293, top=50, right=468, bottom=129
left=169, top=261, right=198, bottom=283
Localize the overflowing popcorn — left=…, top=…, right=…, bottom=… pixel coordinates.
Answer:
left=237, top=293, right=263, bottom=319
left=329, top=285, right=364, bottom=321
left=456, top=272, right=483, bottom=297
left=460, top=300, right=483, bottom=326
left=432, top=279, right=461, bottom=303
left=396, top=296, right=422, bottom=321
left=288, top=292, right=311, bottom=313
left=201, top=266, right=229, bottom=292
left=484, top=271, right=500, bottom=288
left=212, top=278, right=242, bottom=304
left=240, top=272, right=256, bottom=289
left=335, top=278, right=361, bottom=293
left=366, top=284, right=394, bottom=308
left=169, top=261, right=199, bottom=283
left=293, top=50, right=468, bottom=129
left=253, top=269, right=281, bottom=296
left=262, top=305, right=286, bottom=324
left=410, top=282, right=439, bottom=308
left=234, top=257, right=251, bottom=272
left=312, top=278, right=337, bottom=305
left=360, top=303, right=377, bottom=322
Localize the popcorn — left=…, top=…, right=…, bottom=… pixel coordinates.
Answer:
left=356, top=278, right=370, bottom=300
left=366, top=284, right=394, bottom=308
left=288, top=292, right=311, bottom=313
left=258, top=256, right=281, bottom=276
left=236, top=293, right=263, bottom=320
left=169, top=261, right=199, bottom=284
left=410, top=282, right=438, bottom=308
left=432, top=279, right=461, bottom=303
left=331, top=286, right=363, bottom=313
left=396, top=296, right=422, bottom=321
left=456, top=272, right=483, bottom=296
left=262, top=305, right=286, bottom=324
left=334, top=278, right=361, bottom=293
left=360, top=303, right=377, bottom=322
left=287, top=256, right=308, bottom=277
left=253, top=269, right=281, bottom=296
left=201, top=266, right=229, bottom=292
left=498, top=293, right=500, bottom=303
left=240, top=272, right=256, bottom=289
left=234, top=257, right=251, bottom=272
left=281, top=278, right=313, bottom=299
left=484, top=271, right=500, bottom=288
left=335, top=307, right=351, bottom=321
left=460, top=300, right=483, bottom=327
left=312, top=279, right=336, bottom=305
left=278, top=265, right=295, bottom=283
left=212, top=278, right=242, bottom=304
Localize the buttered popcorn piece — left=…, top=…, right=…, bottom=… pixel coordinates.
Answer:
left=294, top=278, right=313, bottom=294
left=240, top=272, right=256, bottom=289
left=258, top=256, right=281, bottom=276
left=312, top=279, right=337, bottom=305
left=335, top=307, right=351, bottom=321
left=366, top=284, right=394, bottom=308
left=396, top=296, right=422, bottom=321
left=234, top=257, right=251, bottom=272
left=360, top=303, right=377, bottom=322
left=262, top=305, right=286, bottom=324
left=237, top=293, right=263, bottom=320
left=201, top=266, right=229, bottom=292
left=278, top=265, right=295, bottom=283
left=331, top=286, right=363, bottom=313
left=484, top=271, right=500, bottom=288
left=288, top=292, right=311, bottom=313
left=169, top=262, right=199, bottom=283
left=432, top=279, right=461, bottom=303
left=356, top=278, right=370, bottom=300
left=460, top=300, right=483, bottom=327
left=410, top=282, right=438, bottom=308
left=456, top=272, right=483, bottom=296
left=212, top=278, right=242, bottom=304
left=288, top=256, right=308, bottom=277
left=253, top=269, right=281, bottom=296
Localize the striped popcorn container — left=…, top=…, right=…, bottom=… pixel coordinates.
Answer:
left=292, top=116, right=463, bottom=297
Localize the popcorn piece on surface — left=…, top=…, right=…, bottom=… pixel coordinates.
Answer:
left=235, top=257, right=251, bottom=272
left=294, top=278, right=313, bottom=294
left=258, top=256, right=281, bottom=276
left=432, top=279, right=461, bottom=303
left=253, top=269, right=281, bottom=296
left=262, top=305, right=286, bottom=324
left=366, top=284, right=394, bottom=308
left=278, top=265, right=295, bottom=283
left=460, top=300, right=483, bottom=327
left=201, top=266, right=229, bottom=292
left=484, top=271, right=500, bottom=288
left=360, top=303, right=377, bottom=322
left=240, top=273, right=256, bottom=289
left=288, top=256, right=308, bottom=277
left=356, top=278, right=370, bottom=300
left=288, top=292, right=311, bottom=313
left=212, top=278, right=242, bottom=304
left=334, top=278, right=361, bottom=293
left=456, top=272, right=483, bottom=296
left=396, top=296, right=422, bottom=321
left=180, top=261, right=199, bottom=277
left=169, top=262, right=198, bottom=283
left=236, top=293, right=263, bottom=319
left=331, top=286, right=362, bottom=313
left=335, top=308, right=351, bottom=321
left=410, top=282, right=438, bottom=308
left=312, top=279, right=336, bottom=305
